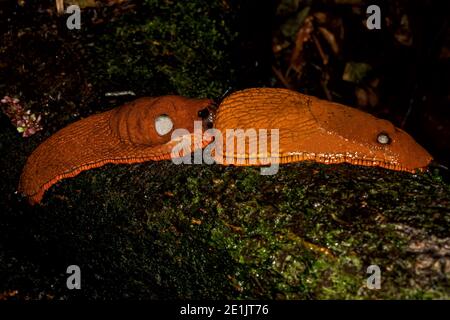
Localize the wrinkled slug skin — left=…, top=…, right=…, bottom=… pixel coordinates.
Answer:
left=213, top=88, right=433, bottom=172
left=19, top=96, right=212, bottom=204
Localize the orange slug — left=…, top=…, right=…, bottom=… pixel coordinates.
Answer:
left=18, top=96, right=213, bottom=205
left=213, top=88, right=432, bottom=172
left=18, top=88, right=433, bottom=205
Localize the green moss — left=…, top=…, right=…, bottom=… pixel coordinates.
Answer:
left=88, top=0, right=236, bottom=97
left=2, top=160, right=447, bottom=299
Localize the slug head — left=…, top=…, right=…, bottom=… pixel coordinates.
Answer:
left=310, top=97, right=433, bottom=172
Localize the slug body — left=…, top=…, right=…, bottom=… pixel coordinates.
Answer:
left=213, top=88, right=432, bottom=172
left=18, top=88, right=433, bottom=205
left=19, top=96, right=213, bottom=204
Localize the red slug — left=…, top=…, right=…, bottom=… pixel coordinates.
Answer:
left=18, top=88, right=433, bottom=205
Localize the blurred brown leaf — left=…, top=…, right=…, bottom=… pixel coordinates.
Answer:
left=394, top=14, right=413, bottom=46
left=355, top=86, right=378, bottom=108
left=318, top=26, right=339, bottom=54
left=289, top=15, right=314, bottom=75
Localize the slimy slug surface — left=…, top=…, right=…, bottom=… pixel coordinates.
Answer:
left=18, top=88, right=433, bottom=205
